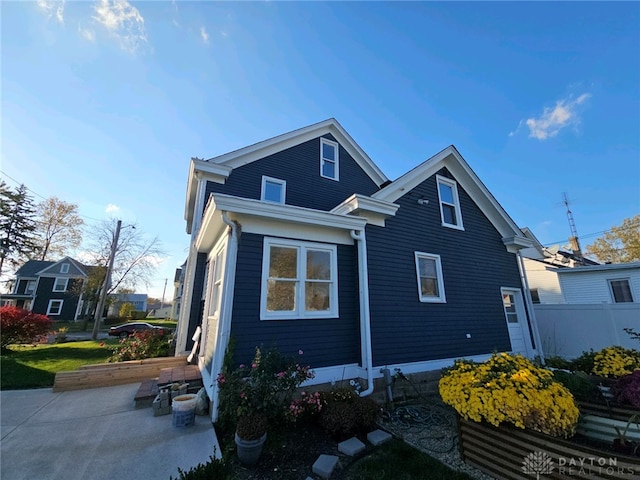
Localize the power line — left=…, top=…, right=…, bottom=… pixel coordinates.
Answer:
left=543, top=223, right=639, bottom=247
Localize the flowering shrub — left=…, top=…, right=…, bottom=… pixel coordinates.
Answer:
left=0, top=306, right=53, bottom=351
left=217, top=346, right=314, bottom=437
left=613, top=370, right=640, bottom=409
left=288, top=391, right=324, bottom=421
left=109, top=329, right=172, bottom=362
left=592, top=346, right=640, bottom=378
left=439, top=353, right=579, bottom=438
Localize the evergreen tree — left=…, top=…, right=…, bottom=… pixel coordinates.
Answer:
left=0, top=182, right=39, bottom=276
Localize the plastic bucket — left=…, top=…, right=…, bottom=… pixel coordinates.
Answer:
left=172, top=394, right=197, bottom=428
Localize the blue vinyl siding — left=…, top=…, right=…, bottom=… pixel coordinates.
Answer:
left=367, top=168, right=522, bottom=366
left=228, top=232, right=361, bottom=369
left=205, top=135, right=379, bottom=212
left=32, top=278, right=83, bottom=320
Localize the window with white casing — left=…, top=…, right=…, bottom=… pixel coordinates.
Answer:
left=261, top=176, right=286, bottom=204
left=261, top=238, right=338, bottom=320
left=609, top=279, right=634, bottom=303
left=320, top=138, right=339, bottom=180
left=25, top=280, right=36, bottom=294
left=53, top=277, right=68, bottom=292
left=436, top=174, right=464, bottom=230
left=61, top=263, right=70, bottom=273
left=47, top=299, right=63, bottom=315
left=414, top=252, right=446, bottom=303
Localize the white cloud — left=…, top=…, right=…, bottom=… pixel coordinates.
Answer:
left=105, top=204, right=121, bottom=215
left=37, top=0, right=65, bottom=24
left=524, top=93, right=591, bottom=140
left=200, top=26, right=209, bottom=44
left=92, top=0, right=148, bottom=54
left=78, top=25, right=96, bottom=42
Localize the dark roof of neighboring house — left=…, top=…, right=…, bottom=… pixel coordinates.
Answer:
left=556, top=250, right=600, bottom=266
left=14, top=260, right=53, bottom=277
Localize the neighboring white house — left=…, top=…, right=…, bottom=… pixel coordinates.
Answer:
left=557, top=262, right=640, bottom=304
left=522, top=257, right=565, bottom=304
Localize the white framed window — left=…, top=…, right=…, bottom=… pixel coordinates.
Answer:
left=609, top=279, right=634, bottom=303
left=436, top=174, right=464, bottom=230
left=414, top=252, right=446, bottom=303
left=261, top=176, right=286, bottom=204
left=320, top=138, right=339, bottom=181
left=261, top=237, right=338, bottom=320
left=61, top=263, right=70, bottom=273
left=47, top=299, right=64, bottom=316
left=53, top=277, right=68, bottom=292
left=25, top=280, right=36, bottom=294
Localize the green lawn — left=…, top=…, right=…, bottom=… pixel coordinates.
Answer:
left=0, top=340, right=118, bottom=390
left=344, top=438, right=474, bottom=480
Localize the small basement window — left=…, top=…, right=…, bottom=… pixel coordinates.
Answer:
left=320, top=138, right=339, bottom=181
left=261, top=176, right=286, bottom=204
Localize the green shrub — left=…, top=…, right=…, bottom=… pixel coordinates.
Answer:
left=109, top=330, right=172, bottom=362
left=319, top=388, right=381, bottom=440
left=552, top=370, right=599, bottom=402
left=571, top=349, right=597, bottom=374
left=170, top=453, right=229, bottom=480
left=544, top=355, right=573, bottom=370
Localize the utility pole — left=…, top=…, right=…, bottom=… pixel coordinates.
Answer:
left=91, top=220, right=122, bottom=340
left=161, top=278, right=167, bottom=309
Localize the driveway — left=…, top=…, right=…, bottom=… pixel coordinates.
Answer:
left=1, top=384, right=220, bottom=480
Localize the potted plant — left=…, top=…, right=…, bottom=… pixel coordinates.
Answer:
left=217, top=346, right=314, bottom=466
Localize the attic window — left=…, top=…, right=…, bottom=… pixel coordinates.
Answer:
left=261, top=176, right=286, bottom=204
left=61, top=263, right=70, bottom=273
left=436, top=175, right=464, bottom=230
left=320, top=138, right=339, bottom=181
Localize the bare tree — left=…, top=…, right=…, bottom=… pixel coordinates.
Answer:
left=35, top=197, right=84, bottom=261
left=87, top=219, right=165, bottom=295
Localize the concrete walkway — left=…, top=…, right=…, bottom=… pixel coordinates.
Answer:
left=1, top=384, right=220, bottom=480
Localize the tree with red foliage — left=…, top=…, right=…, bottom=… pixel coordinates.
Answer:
left=0, top=306, right=53, bottom=351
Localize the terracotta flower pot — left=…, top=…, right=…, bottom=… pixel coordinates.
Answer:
left=235, top=432, right=267, bottom=466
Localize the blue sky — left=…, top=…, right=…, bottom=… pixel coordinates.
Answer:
left=2, top=1, right=639, bottom=299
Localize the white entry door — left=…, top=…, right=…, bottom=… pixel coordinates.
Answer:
left=501, top=288, right=533, bottom=357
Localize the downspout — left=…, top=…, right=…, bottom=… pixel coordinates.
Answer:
left=517, top=251, right=545, bottom=364
left=350, top=229, right=374, bottom=397
left=210, top=211, right=239, bottom=422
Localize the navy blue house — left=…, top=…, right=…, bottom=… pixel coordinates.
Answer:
left=176, top=119, right=540, bottom=420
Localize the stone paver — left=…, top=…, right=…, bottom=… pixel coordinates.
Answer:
left=367, top=429, right=392, bottom=446
left=338, top=436, right=366, bottom=456
left=312, top=454, right=339, bottom=479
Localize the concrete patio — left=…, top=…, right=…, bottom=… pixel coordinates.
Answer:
left=1, top=383, right=219, bottom=480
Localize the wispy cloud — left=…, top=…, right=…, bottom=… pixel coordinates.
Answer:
left=92, top=0, right=148, bottom=54
left=78, top=24, right=96, bottom=42
left=200, top=26, right=209, bottom=44
left=516, top=93, right=591, bottom=140
left=37, top=0, right=65, bottom=24
left=105, top=204, right=121, bottom=215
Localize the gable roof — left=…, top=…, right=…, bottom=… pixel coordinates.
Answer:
left=14, top=260, right=53, bottom=278
left=185, top=119, right=389, bottom=231
left=37, top=256, right=89, bottom=277
left=372, top=145, right=532, bottom=247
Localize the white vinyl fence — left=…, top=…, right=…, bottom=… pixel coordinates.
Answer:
left=534, top=303, right=640, bottom=359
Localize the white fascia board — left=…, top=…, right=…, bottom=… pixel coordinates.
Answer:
left=503, top=235, right=536, bottom=253
left=195, top=193, right=368, bottom=251
left=206, top=119, right=389, bottom=187
left=331, top=194, right=400, bottom=227
left=185, top=158, right=233, bottom=233
left=36, top=256, right=86, bottom=277
left=556, top=262, right=640, bottom=274
left=373, top=146, right=527, bottom=241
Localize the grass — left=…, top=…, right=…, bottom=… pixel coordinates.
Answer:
left=343, top=438, right=474, bottom=480
left=0, top=340, right=118, bottom=390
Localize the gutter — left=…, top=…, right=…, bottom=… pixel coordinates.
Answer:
left=517, top=251, right=546, bottom=364
left=350, top=229, right=374, bottom=397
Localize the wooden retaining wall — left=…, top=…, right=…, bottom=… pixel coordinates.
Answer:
left=458, top=417, right=640, bottom=480
left=53, top=356, right=188, bottom=392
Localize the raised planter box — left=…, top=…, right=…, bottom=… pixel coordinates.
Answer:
left=458, top=417, right=640, bottom=479
left=577, top=401, right=640, bottom=443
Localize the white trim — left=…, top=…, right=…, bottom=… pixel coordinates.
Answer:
left=25, top=280, right=36, bottom=295
left=500, top=287, right=534, bottom=357
left=436, top=174, right=464, bottom=230
left=608, top=278, right=634, bottom=303
left=52, top=277, right=69, bottom=292
left=36, top=256, right=88, bottom=277
left=302, top=363, right=365, bottom=387
left=414, top=252, right=446, bottom=303
left=260, top=176, right=286, bottom=204
left=61, top=263, right=70, bottom=274
left=331, top=194, right=400, bottom=227
left=557, top=262, right=640, bottom=274
left=320, top=137, right=339, bottom=181
left=260, top=237, right=338, bottom=320
left=46, top=299, right=64, bottom=316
